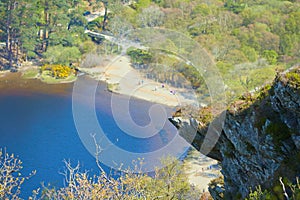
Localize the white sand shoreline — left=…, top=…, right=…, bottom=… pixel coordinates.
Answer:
left=79, top=55, right=198, bottom=107
left=183, top=148, right=222, bottom=193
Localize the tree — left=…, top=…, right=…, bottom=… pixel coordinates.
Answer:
left=45, top=1, right=73, bottom=47
left=99, top=0, right=109, bottom=30
left=285, top=11, right=300, bottom=34
left=18, top=0, right=41, bottom=60
left=279, top=34, right=293, bottom=55
left=262, top=50, right=278, bottom=65
left=80, top=53, right=103, bottom=68
left=0, top=149, right=36, bottom=199
left=0, top=148, right=201, bottom=199
left=127, top=48, right=153, bottom=67
left=137, top=5, right=165, bottom=27
left=0, top=0, right=22, bottom=68
left=224, top=0, right=247, bottom=14
left=43, top=45, right=81, bottom=65
left=98, top=0, right=128, bottom=31
left=108, top=16, right=133, bottom=37
left=241, top=46, right=258, bottom=62
left=40, top=157, right=201, bottom=199
left=236, top=23, right=280, bottom=54
left=150, top=157, right=196, bottom=199
left=0, top=0, right=88, bottom=67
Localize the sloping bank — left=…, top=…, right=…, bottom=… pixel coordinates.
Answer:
left=169, top=66, right=300, bottom=199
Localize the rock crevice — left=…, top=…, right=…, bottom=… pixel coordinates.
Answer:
left=169, top=67, right=300, bottom=199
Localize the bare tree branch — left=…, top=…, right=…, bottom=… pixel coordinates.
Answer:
left=279, top=177, right=290, bottom=200
left=91, top=133, right=113, bottom=183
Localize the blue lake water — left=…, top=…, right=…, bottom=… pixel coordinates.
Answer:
left=0, top=74, right=189, bottom=198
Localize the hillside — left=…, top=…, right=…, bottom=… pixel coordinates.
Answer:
left=1, top=0, right=299, bottom=97
left=170, top=66, right=300, bottom=199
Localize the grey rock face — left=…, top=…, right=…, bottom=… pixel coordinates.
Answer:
left=169, top=68, right=300, bottom=199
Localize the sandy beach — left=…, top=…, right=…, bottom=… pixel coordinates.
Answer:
left=183, top=148, right=222, bottom=193
left=79, top=55, right=198, bottom=107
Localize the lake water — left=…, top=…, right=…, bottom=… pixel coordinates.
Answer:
left=0, top=74, right=189, bottom=198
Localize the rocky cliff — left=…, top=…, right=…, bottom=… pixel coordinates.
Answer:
left=169, top=66, right=300, bottom=199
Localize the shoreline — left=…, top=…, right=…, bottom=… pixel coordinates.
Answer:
left=4, top=56, right=199, bottom=107
left=0, top=58, right=218, bottom=192
left=183, top=148, right=222, bottom=193
left=79, top=55, right=198, bottom=107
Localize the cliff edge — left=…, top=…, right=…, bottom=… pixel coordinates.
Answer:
left=169, top=66, right=300, bottom=199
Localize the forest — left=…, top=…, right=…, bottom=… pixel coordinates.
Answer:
left=0, top=0, right=299, bottom=97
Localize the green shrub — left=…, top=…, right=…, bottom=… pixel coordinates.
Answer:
left=286, top=72, right=300, bottom=88
left=262, top=50, right=278, bottom=65
left=246, top=185, right=272, bottom=200
left=127, top=48, right=153, bottom=65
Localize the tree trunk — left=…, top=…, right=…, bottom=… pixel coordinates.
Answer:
left=16, top=40, right=19, bottom=67
left=6, top=0, right=13, bottom=68
left=9, top=37, right=13, bottom=68
left=102, top=5, right=108, bottom=31
left=42, top=0, right=49, bottom=52
left=6, top=26, right=10, bottom=52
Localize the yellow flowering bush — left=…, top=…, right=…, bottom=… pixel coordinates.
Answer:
left=41, top=64, right=75, bottom=79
